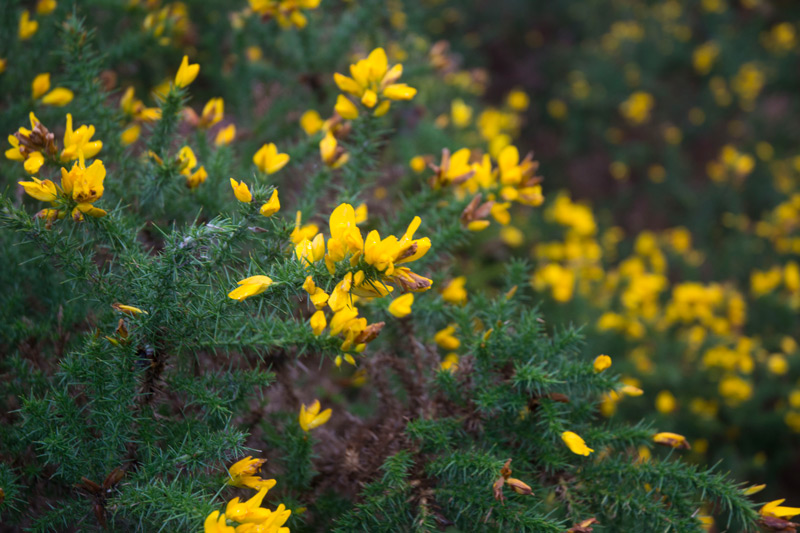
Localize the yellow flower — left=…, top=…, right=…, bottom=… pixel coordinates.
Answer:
left=290, top=211, right=319, bottom=244
left=23, top=152, right=45, bottom=175
left=259, top=190, right=280, bottom=217
left=203, top=511, right=234, bottom=533
left=228, top=275, right=273, bottom=301
left=507, top=89, right=530, bottom=111
left=333, top=47, right=416, bottom=118
left=197, top=98, right=224, bottom=129
left=320, top=131, right=349, bottom=168
left=185, top=166, right=207, bottom=189
left=42, top=88, right=73, bottom=106
left=388, top=293, right=414, bottom=317
left=441, top=353, right=459, bottom=372
left=760, top=499, right=800, bottom=519
left=335, top=94, right=359, bottom=120
left=450, top=99, right=473, bottom=127
left=120, top=124, right=141, bottom=146
left=230, top=179, right=252, bottom=203
left=32, top=73, right=74, bottom=106
left=32, top=73, right=50, bottom=100
left=214, top=124, right=236, bottom=146
left=61, top=158, right=107, bottom=218
left=0, top=58, right=6, bottom=74
left=225, top=487, right=272, bottom=523
left=410, top=155, right=427, bottom=173
left=19, top=11, right=38, bottom=41
left=177, top=145, right=197, bottom=172
left=593, top=355, right=612, bottom=373
left=249, top=0, right=321, bottom=29
left=653, top=431, right=690, bottom=449
left=619, top=91, right=654, bottom=125
left=302, top=276, right=328, bottom=304
left=299, top=399, right=332, bottom=431
left=111, top=303, right=148, bottom=316
left=434, top=325, right=460, bottom=350
left=253, top=143, right=290, bottom=174
left=300, top=110, right=323, bottom=135
left=310, top=310, right=326, bottom=335
left=174, top=55, right=199, bottom=88
left=655, top=390, right=677, bottom=414
left=61, top=114, right=103, bottom=162
left=743, top=484, right=766, bottom=496
left=18, top=177, right=58, bottom=202
left=228, top=456, right=277, bottom=491
left=561, top=431, right=594, bottom=456
left=36, top=0, right=57, bottom=15
left=441, top=277, right=467, bottom=305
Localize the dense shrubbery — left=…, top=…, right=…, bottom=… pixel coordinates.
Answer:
left=0, top=0, right=798, bottom=532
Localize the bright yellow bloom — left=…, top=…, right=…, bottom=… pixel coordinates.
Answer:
left=593, top=355, right=612, bottom=373
left=32, top=73, right=74, bottom=106
left=203, top=511, right=234, bottom=533
left=507, top=89, right=530, bottom=111
left=198, top=98, right=224, bottom=129
left=228, top=275, right=274, bottom=301
left=299, top=399, right=332, bottom=431
left=290, top=211, right=319, bottom=244
left=61, top=158, right=107, bottom=218
left=743, top=484, right=766, bottom=496
left=303, top=276, right=329, bottom=309
left=253, top=143, right=290, bottom=174
left=32, top=73, right=50, bottom=100
left=185, top=166, right=207, bottom=189
left=620, top=384, right=644, bottom=397
left=19, top=11, right=38, bottom=40
left=0, top=59, right=6, bottom=74
left=112, top=303, right=148, bottom=316
left=249, top=0, right=321, bottom=29
left=120, top=124, right=141, bottom=146
left=41, top=88, right=73, bottom=106
left=320, top=131, right=349, bottom=168
left=760, top=500, right=800, bottom=519
left=441, top=353, right=459, bottom=372
left=388, top=293, right=414, bottom=317
left=333, top=47, right=416, bottom=118
left=36, top=0, right=57, bottom=15
left=653, top=431, right=690, bottom=449
left=441, top=277, right=467, bottom=305
left=310, top=310, right=326, bottom=335
left=259, top=190, right=280, bottom=217
left=214, top=124, right=236, bottom=146
left=410, top=156, right=427, bottom=173
left=225, top=488, right=273, bottom=523
left=228, top=456, right=277, bottom=491
left=561, top=431, right=594, bottom=456
left=61, top=114, right=103, bottom=162
left=174, top=55, right=199, bottom=88
left=434, top=325, right=460, bottom=350
left=23, top=152, right=45, bottom=175
left=619, top=91, right=654, bottom=125
left=335, top=94, right=359, bottom=120
left=177, top=145, right=197, bottom=172
left=18, top=177, right=57, bottom=202
left=655, top=390, right=677, bottom=414
left=300, top=110, right=323, bottom=135
left=230, top=179, right=252, bottom=203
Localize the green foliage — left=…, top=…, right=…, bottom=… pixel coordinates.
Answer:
left=0, top=1, right=782, bottom=532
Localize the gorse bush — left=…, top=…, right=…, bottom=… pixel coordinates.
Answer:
left=0, top=1, right=797, bottom=532
left=421, top=0, right=800, bottom=496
